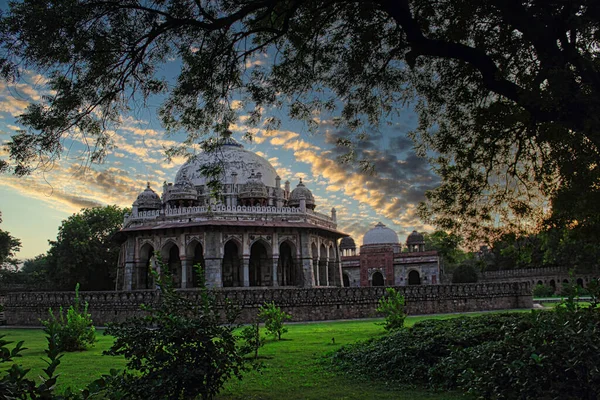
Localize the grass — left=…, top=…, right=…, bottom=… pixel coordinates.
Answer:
left=0, top=314, right=495, bottom=399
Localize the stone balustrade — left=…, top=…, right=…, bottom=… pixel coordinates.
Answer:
left=3, top=282, right=532, bottom=326
left=126, top=204, right=337, bottom=229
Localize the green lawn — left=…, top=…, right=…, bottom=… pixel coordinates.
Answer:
left=0, top=315, right=483, bottom=399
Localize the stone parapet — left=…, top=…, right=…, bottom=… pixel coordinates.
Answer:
left=3, top=282, right=532, bottom=326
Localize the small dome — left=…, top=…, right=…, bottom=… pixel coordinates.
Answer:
left=135, top=183, right=162, bottom=210
left=239, top=170, right=268, bottom=199
left=340, top=237, right=356, bottom=249
left=406, top=230, right=425, bottom=245
left=363, top=222, right=399, bottom=246
left=288, top=179, right=316, bottom=210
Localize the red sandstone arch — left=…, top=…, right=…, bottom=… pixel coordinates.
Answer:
left=278, top=241, right=298, bottom=286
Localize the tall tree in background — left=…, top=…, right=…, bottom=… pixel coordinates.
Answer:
left=0, top=1, right=598, bottom=239
left=46, top=205, right=127, bottom=290
left=0, top=211, right=21, bottom=270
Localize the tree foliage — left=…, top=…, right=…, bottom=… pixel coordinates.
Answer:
left=376, top=287, right=406, bottom=331
left=46, top=205, right=127, bottom=291
left=257, top=301, right=292, bottom=341
left=0, top=1, right=599, bottom=237
left=104, top=265, right=247, bottom=400
left=0, top=212, right=21, bottom=269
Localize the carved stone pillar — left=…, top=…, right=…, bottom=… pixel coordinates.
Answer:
left=243, top=255, right=250, bottom=287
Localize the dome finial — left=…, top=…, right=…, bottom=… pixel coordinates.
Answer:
left=146, top=181, right=151, bottom=189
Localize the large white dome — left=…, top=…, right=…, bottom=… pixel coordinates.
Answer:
left=362, top=222, right=399, bottom=246
left=175, top=135, right=279, bottom=187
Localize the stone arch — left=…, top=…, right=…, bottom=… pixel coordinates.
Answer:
left=563, top=279, right=569, bottom=284
left=343, top=273, right=350, bottom=288
left=372, top=271, right=385, bottom=286
left=278, top=240, right=298, bottom=286
left=537, top=280, right=543, bottom=286
left=549, top=279, right=556, bottom=291
left=311, top=242, right=319, bottom=286
left=319, top=243, right=328, bottom=286
left=222, top=240, right=242, bottom=287
left=249, top=240, right=272, bottom=286
left=408, top=270, right=421, bottom=285
left=186, top=240, right=205, bottom=288
left=138, top=243, right=155, bottom=289
left=161, top=241, right=182, bottom=288
left=577, top=278, right=584, bottom=287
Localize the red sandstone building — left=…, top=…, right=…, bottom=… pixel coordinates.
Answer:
left=340, top=222, right=440, bottom=287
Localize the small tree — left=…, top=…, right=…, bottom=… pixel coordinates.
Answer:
left=376, top=288, right=406, bottom=331
left=258, top=302, right=292, bottom=341
left=104, top=263, right=247, bottom=400
left=41, top=283, right=96, bottom=352
left=239, top=320, right=264, bottom=360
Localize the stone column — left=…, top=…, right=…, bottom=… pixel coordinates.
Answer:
left=123, top=238, right=136, bottom=291
left=203, top=230, right=222, bottom=288
left=272, top=232, right=279, bottom=287
left=180, top=257, right=189, bottom=288
left=298, top=231, right=315, bottom=288
left=243, top=256, right=250, bottom=287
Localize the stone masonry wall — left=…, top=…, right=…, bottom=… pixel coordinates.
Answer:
left=3, top=282, right=532, bottom=326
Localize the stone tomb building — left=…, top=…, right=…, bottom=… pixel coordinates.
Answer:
left=341, top=223, right=440, bottom=287
left=116, top=133, right=345, bottom=290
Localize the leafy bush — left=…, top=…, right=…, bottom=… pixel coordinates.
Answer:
left=376, top=288, right=406, bottom=331
left=0, top=323, right=107, bottom=399
left=330, top=309, right=600, bottom=399
left=532, top=283, right=555, bottom=297
left=41, top=283, right=96, bottom=352
left=258, top=301, right=292, bottom=340
left=104, top=265, right=247, bottom=400
left=239, top=320, right=264, bottom=359
left=451, top=264, right=478, bottom=283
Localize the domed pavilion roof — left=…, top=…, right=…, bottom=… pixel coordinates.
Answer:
left=134, top=183, right=161, bottom=210
left=340, top=236, right=356, bottom=249
left=288, top=179, right=316, bottom=209
left=362, top=222, right=399, bottom=246
left=174, top=131, right=279, bottom=187
left=406, top=230, right=425, bottom=245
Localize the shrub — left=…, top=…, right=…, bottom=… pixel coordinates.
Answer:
left=258, top=301, right=292, bottom=340
left=376, top=288, right=406, bottom=331
left=41, top=283, right=96, bottom=352
left=104, top=264, right=247, bottom=400
left=330, top=308, right=600, bottom=400
left=532, top=283, right=555, bottom=297
left=239, top=320, right=264, bottom=359
left=451, top=264, right=478, bottom=283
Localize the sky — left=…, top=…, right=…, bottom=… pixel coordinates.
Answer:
left=0, top=8, right=440, bottom=261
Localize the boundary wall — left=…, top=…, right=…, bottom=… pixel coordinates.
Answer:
left=3, top=282, right=532, bottom=326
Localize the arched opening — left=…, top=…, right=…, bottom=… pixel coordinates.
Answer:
left=319, top=244, right=328, bottom=286
left=563, top=279, right=569, bottom=284
left=187, top=241, right=205, bottom=288
left=577, top=278, right=584, bottom=287
left=222, top=240, right=242, bottom=287
left=537, top=280, right=543, bottom=286
left=343, top=273, right=350, bottom=287
left=311, top=243, right=319, bottom=286
left=549, top=280, right=556, bottom=291
left=162, top=242, right=182, bottom=288
left=408, top=270, right=421, bottom=285
left=249, top=241, right=272, bottom=286
left=278, top=241, right=297, bottom=286
left=138, top=243, right=154, bottom=289
left=372, top=271, right=384, bottom=286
